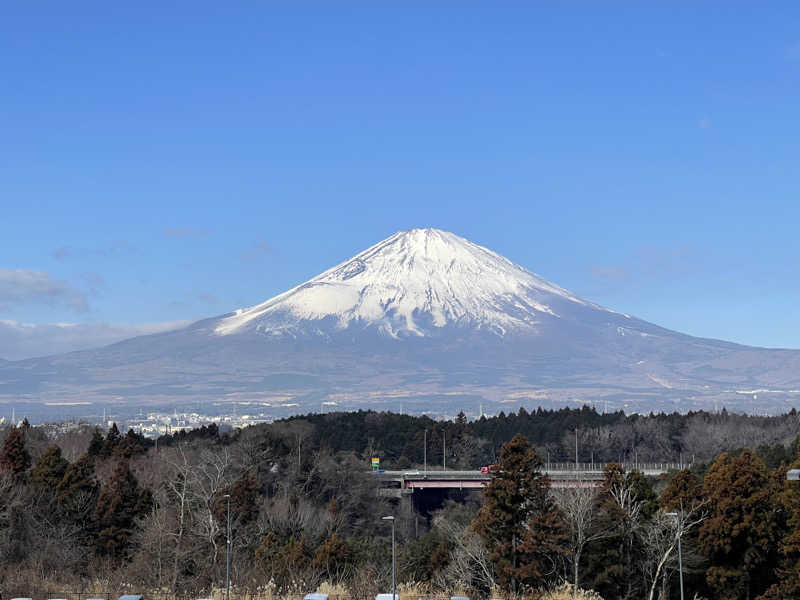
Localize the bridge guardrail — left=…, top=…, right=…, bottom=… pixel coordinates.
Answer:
left=376, top=462, right=688, bottom=478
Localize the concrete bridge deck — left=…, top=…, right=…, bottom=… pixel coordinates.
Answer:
left=374, top=462, right=683, bottom=492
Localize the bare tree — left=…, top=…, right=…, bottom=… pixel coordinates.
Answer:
left=188, top=447, right=232, bottom=580
left=131, top=498, right=172, bottom=590
left=164, top=445, right=193, bottom=591
left=552, top=484, right=611, bottom=595
left=433, top=512, right=495, bottom=592
left=607, top=473, right=646, bottom=600
left=643, top=504, right=707, bottom=600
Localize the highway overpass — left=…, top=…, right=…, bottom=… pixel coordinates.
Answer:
left=375, top=462, right=682, bottom=495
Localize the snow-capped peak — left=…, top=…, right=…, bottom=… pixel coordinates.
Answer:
left=214, top=228, right=594, bottom=338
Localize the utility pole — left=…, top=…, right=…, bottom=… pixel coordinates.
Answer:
left=575, top=428, right=579, bottom=469
left=443, top=430, right=446, bottom=471
left=423, top=429, right=427, bottom=473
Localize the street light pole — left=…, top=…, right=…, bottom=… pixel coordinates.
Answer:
left=382, top=516, right=396, bottom=600
left=677, top=524, right=684, bottom=600
left=225, top=493, right=231, bottom=600
left=666, top=511, right=684, bottom=600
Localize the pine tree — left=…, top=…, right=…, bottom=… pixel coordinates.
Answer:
left=473, top=433, right=566, bottom=593
left=0, top=427, right=30, bottom=483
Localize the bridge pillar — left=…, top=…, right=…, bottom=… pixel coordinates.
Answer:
left=402, top=488, right=414, bottom=538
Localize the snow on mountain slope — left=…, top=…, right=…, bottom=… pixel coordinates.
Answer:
left=215, top=228, right=611, bottom=339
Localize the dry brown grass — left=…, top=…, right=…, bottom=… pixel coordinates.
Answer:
left=0, top=578, right=606, bottom=600
left=537, top=583, right=605, bottom=600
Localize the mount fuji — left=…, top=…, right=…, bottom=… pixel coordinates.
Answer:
left=215, top=228, right=607, bottom=340
left=3, top=228, right=800, bottom=418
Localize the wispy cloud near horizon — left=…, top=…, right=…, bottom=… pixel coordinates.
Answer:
left=0, top=319, right=190, bottom=361
left=0, top=269, right=88, bottom=312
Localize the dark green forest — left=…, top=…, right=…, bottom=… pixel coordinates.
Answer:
left=1, top=406, right=800, bottom=600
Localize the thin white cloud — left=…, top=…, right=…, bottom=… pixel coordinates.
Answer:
left=163, top=227, right=213, bottom=238
left=589, top=265, right=630, bottom=282
left=51, top=240, right=137, bottom=261
left=0, top=319, right=189, bottom=361
left=0, top=268, right=88, bottom=312
left=584, top=244, right=701, bottom=295
left=785, top=41, right=800, bottom=61
left=241, top=238, right=277, bottom=262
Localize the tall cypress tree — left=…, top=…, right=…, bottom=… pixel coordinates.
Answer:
left=101, top=423, right=121, bottom=457
left=87, top=428, right=104, bottom=458
left=473, top=433, right=566, bottom=593
left=0, top=427, right=30, bottom=483
left=92, top=460, right=152, bottom=562
left=56, top=452, right=100, bottom=547
left=57, top=453, right=98, bottom=503
left=700, top=451, right=781, bottom=600
left=30, top=444, right=69, bottom=491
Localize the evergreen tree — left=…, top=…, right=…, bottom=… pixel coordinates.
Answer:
left=699, top=451, right=781, bottom=600
left=29, top=444, right=69, bottom=491
left=92, top=460, right=152, bottom=562
left=660, top=468, right=703, bottom=511
left=313, top=532, right=350, bottom=582
left=87, top=427, right=104, bottom=458
left=473, top=433, right=566, bottom=593
left=56, top=452, right=98, bottom=502
left=0, top=427, right=30, bottom=483
left=583, top=463, right=658, bottom=600
left=115, top=428, right=147, bottom=458
left=101, top=422, right=121, bottom=457
left=758, top=463, right=800, bottom=599
left=55, top=453, right=101, bottom=550
left=229, top=472, right=260, bottom=527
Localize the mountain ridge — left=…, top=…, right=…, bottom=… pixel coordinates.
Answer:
left=2, top=228, right=800, bottom=418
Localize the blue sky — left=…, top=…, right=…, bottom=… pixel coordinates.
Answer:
left=2, top=3, right=800, bottom=359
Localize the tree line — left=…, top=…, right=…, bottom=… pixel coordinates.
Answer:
left=290, top=406, right=800, bottom=468
left=0, top=407, right=799, bottom=599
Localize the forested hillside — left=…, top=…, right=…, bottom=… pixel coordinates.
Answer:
left=289, top=406, right=800, bottom=467
left=1, top=407, right=800, bottom=599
